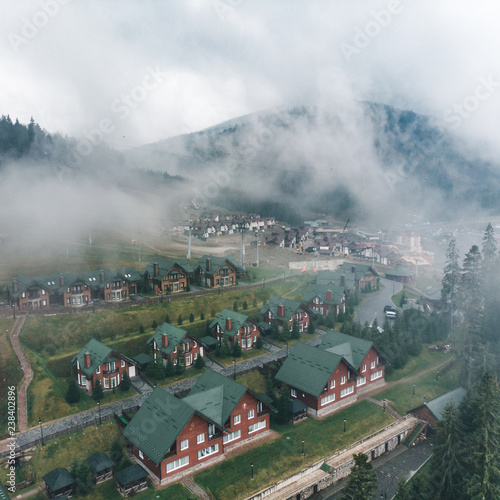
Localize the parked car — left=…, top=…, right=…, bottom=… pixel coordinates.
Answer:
left=384, top=305, right=397, bottom=313
left=385, top=310, right=397, bottom=318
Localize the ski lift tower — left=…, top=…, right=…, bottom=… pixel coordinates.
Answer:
left=186, top=220, right=193, bottom=259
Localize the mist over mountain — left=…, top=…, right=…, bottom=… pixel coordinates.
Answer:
left=1, top=101, right=499, bottom=250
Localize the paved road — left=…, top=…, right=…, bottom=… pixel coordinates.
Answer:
left=354, top=278, right=403, bottom=327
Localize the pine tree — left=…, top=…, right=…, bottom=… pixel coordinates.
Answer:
left=120, top=372, right=131, bottom=392
left=270, top=319, right=280, bottom=340
left=139, top=324, right=145, bottom=334
left=291, top=319, right=300, bottom=339
left=342, top=453, right=377, bottom=500
left=275, top=384, right=290, bottom=425
left=71, top=459, right=93, bottom=497
left=152, top=320, right=158, bottom=329
left=92, top=380, right=104, bottom=401
left=175, top=351, right=185, bottom=375
left=232, top=341, right=242, bottom=358
left=65, top=379, right=81, bottom=404
left=428, top=402, right=467, bottom=500
left=177, top=314, right=183, bottom=325
left=165, top=314, right=170, bottom=323
left=255, top=335, right=263, bottom=349
left=243, top=300, right=248, bottom=310
left=189, top=313, right=194, bottom=323
left=200, top=312, right=205, bottom=320
left=233, top=301, right=238, bottom=312
left=221, top=337, right=231, bottom=357
left=482, top=223, right=497, bottom=266
left=195, top=355, right=205, bottom=369
left=308, top=320, right=316, bottom=334
left=165, top=356, right=175, bottom=377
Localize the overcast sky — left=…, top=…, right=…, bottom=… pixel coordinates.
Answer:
left=2, top=0, right=500, bottom=155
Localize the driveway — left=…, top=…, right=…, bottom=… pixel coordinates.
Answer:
left=354, top=278, right=403, bottom=326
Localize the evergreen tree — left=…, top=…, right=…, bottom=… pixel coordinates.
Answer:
left=342, top=453, right=377, bottom=500
left=394, top=477, right=410, bottom=500
left=175, top=351, right=185, bottom=375
left=65, top=379, right=81, bottom=404
left=255, top=335, right=263, bottom=349
left=233, top=301, right=238, bottom=312
left=291, top=319, right=300, bottom=339
left=275, top=384, right=290, bottom=425
left=326, top=307, right=336, bottom=328
left=200, top=312, right=205, bottom=320
left=109, top=438, right=123, bottom=465
left=232, top=341, right=242, bottom=358
left=221, top=337, right=231, bottom=357
left=177, top=314, right=183, bottom=325
left=165, top=314, right=170, bottom=323
left=482, top=223, right=497, bottom=266
left=71, top=459, right=93, bottom=497
left=308, top=320, right=316, bottom=334
left=139, top=324, right=145, bottom=334
left=195, top=355, right=205, bottom=369
left=165, top=356, right=175, bottom=377
left=152, top=320, right=158, bottom=329
left=189, top=313, right=194, bottom=323
left=243, top=300, right=248, bottom=310
left=428, top=402, right=467, bottom=500
left=265, top=374, right=276, bottom=403
left=279, top=324, right=290, bottom=343
left=120, top=372, right=131, bottom=392
left=92, top=380, right=104, bottom=401
left=270, top=319, right=280, bottom=340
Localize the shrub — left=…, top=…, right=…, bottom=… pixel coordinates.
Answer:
left=232, top=342, right=242, bottom=358
left=243, top=300, right=248, bottom=310
left=139, top=325, right=145, bottom=334
left=255, top=336, right=264, bottom=349
left=65, top=380, right=81, bottom=404
left=233, top=301, right=238, bottom=312
left=189, top=313, right=195, bottom=323
left=152, top=320, right=158, bottom=329
left=92, top=380, right=104, bottom=401
left=177, top=314, right=183, bottom=325
left=165, top=314, right=170, bottom=324
left=120, top=372, right=131, bottom=392
left=200, top=312, right=205, bottom=320
left=195, top=355, right=205, bottom=369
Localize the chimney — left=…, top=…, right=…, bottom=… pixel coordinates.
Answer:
left=12, top=279, right=18, bottom=294
left=100, top=270, right=105, bottom=283
left=59, top=273, right=64, bottom=287
left=206, top=258, right=211, bottom=272
left=278, top=304, right=285, bottom=317
left=84, top=351, right=91, bottom=368
left=162, top=334, right=168, bottom=348
left=340, top=274, right=345, bottom=287
left=326, top=290, right=333, bottom=302
left=226, top=317, right=232, bottom=331
left=153, top=262, right=159, bottom=277
left=351, top=266, right=356, bottom=273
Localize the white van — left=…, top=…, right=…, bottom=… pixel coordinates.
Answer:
left=385, top=310, right=397, bottom=318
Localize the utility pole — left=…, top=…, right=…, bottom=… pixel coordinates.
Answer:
left=238, top=224, right=246, bottom=271
left=187, top=221, right=193, bottom=259
left=256, top=239, right=259, bottom=267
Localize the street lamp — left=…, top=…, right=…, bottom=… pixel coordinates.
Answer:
left=285, top=343, right=288, bottom=356
left=251, top=463, right=254, bottom=480
left=233, top=359, right=236, bottom=380
left=412, top=384, right=415, bottom=396
left=344, top=419, right=347, bottom=433
left=302, top=439, right=305, bottom=456
left=12, top=304, right=16, bottom=319
left=97, top=401, right=101, bottom=425
left=383, top=399, right=386, bottom=413
left=39, top=418, right=43, bottom=446
left=262, top=277, right=265, bottom=288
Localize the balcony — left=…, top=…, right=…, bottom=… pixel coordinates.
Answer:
left=104, top=368, right=119, bottom=375
left=208, top=431, right=223, bottom=442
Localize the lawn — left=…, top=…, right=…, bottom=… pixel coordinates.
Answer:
left=374, top=363, right=460, bottom=415
left=236, top=370, right=267, bottom=394
left=194, top=401, right=393, bottom=500
left=88, top=479, right=196, bottom=500
left=392, top=289, right=420, bottom=307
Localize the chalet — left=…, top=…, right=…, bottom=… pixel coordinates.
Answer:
left=260, top=296, right=310, bottom=333
left=194, top=255, right=239, bottom=288
left=42, top=468, right=75, bottom=499
left=303, top=285, right=345, bottom=317
left=275, top=342, right=360, bottom=417
left=337, top=263, right=379, bottom=291
left=316, top=270, right=356, bottom=293
left=147, top=323, right=203, bottom=368
left=123, top=369, right=270, bottom=483
left=86, top=452, right=115, bottom=484
left=6, top=268, right=141, bottom=310
left=114, top=464, right=149, bottom=497
left=420, top=287, right=443, bottom=313
left=318, top=331, right=386, bottom=393
left=209, top=309, right=260, bottom=350
left=409, top=387, right=466, bottom=430
left=72, top=339, right=138, bottom=393
left=141, top=260, right=193, bottom=294
left=385, top=266, right=414, bottom=284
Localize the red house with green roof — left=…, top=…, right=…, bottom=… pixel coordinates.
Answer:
left=72, top=339, right=138, bottom=393
left=141, top=259, right=193, bottom=294
left=147, top=322, right=203, bottom=368
left=303, top=284, right=346, bottom=317
left=193, top=255, right=240, bottom=288
left=318, top=331, right=386, bottom=393
left=275, top=342, right=360, bottom=417
left=123, top=369, right=270, bottom=483
left=260, top=296, right=310, bottom=332
left=209, top=309, right=260, bottom=350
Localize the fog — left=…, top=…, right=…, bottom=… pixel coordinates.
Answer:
left=1, top=0, right=499, bottom=260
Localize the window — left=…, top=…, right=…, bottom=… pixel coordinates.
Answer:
left=370, top=370, right=383, bottom=381
left=223, top=430, right=241, bottom=444
left=208, top=424, right=215, bottom=437
left=138, top=450, right=144, bottom=459
left=197, top=433, right=205, bottom=445
left=180, top=439, right=189, bottom=451
left=166, top=455, right=189, bottom=473
left=233, top=414, right=241, bottom=426
left=356, top=377, right=366, bottom=387
left=42, top=289, right=46, bottom=295
left=340, top=376, right=346, bottom=385
left=248, top=420, right=266, bottom=433
left=81, top=375, right=86, bottom=384
left=291, top=388, right=297, bottom=398
left=103, top=378, right=109, bottom=388
left=371, top=361, right=376, bottom=369
left=42, top=300, right=46, bottom=306
left=321, top=393, right=335, bottom=406
left=66, top=298, right=70, bottom=304
left=257, top=401, right=263, bottom=413
left=361, top=364, right=366, bottom=373
left=96, top=366, right=100, bottom=374
left=340, top=386, right=354, bottom=398
left=241, top=339, right=246, bottom=348
left=330, top=380, right=336, bottom=389
left=121, top=360, right=125, bottom=368
left=198, top=444, right=219, bottom=460
left=247, top=409, right=255, bottom=420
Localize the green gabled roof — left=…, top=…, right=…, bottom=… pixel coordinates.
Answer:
left=319, top=331, right=374, bottom=370
left=195, top=254, right=240, bottom=275
left=141, top=259, right=193, bottom=279
left=114, top=464, right=149, bottom=487
left=186, top=369, right=247, bottom=426
left=200, top=335, right=218, bottom=346
left=71, top=339, right=137, bottom=377
left=209, top=309, right=255, bottom=337
left=385, top=266, right=413, bottom=278
left=425, top=387, right=466, bottom=421
left=42, top=468, right=74, bottom=491
left=315, top=270, right=356, bottom=289
left=275, top=343, right=353, bottom=398
left=303, top=284, right=345, bottom=305
left=86, top=452, right=114, bottom=474
left=338, top=262, right=379, bottom=279
left=0, top=482, right=9, bottom=500
left=146, top=323, right=190, bottom=355
left=123, top=387, right=196, bottom=465
left=259, top=296, right=304, bottom=322
left=421, top=287, right=442, bottom=301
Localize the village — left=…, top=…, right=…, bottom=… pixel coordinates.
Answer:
left=0, top=215, right=460, bottom=500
